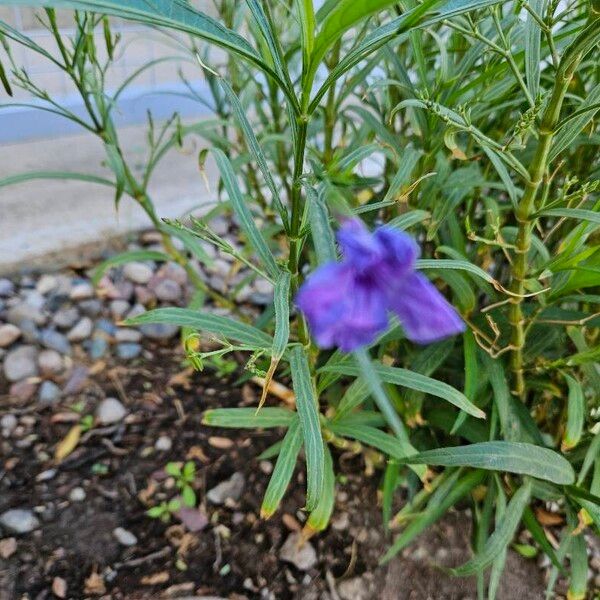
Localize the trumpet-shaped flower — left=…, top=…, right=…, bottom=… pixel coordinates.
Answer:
left=296, top=218, right=465, bottom=352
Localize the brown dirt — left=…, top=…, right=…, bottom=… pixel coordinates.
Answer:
left=1, top=343, right=550, bottom=599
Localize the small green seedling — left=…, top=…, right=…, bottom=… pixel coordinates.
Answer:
left=165, top=461, right=197, bottom=508
left=146, top=498, right=182, bottom=523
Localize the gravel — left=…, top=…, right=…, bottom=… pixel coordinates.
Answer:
left=206, top=472, right=245, bottom=505
left=66, top=317, right=93, bottom=342
left=139, top=323, right=178, bottom=340
left=0, top=509, right=40, bottom=534
left=279, top=533, right=317, bottom=571
left=0, top=323, right=21, bottom=347
left=123, top=262, right=154, bottom=285
left=39, top=329, right=71, bottom=355
left=96, top=397, right=127, bottom=425
left=113, top=527, right=138, bottom=546
left=3, top=345, right=39, bottom=382
left=38, top=349, right=64, bottom=376
left=38, top=380, right=61, bottom=405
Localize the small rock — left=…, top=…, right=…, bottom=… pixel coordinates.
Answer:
left=36, top=468, right=57, bottom=482
left=126, top=303, right=146, bottom=320
left=116, top=343, right=142, bottom=360
left=331, top=512, right=350, bottom=531
left=52, top=306, right=80, bottom=329
left=22, top=290, right=45, bottom=309
left=18, top=319, right=39, bottom=344
left=4, top=345, right=39, bottom=382
left=123, top=262, right=154, bottom=285
left=206, top=472, right=245, bottom=505
left=7, top=302, right=46, bottom=326
left=38, top=349, right=64, bottom=376
left=0, top=278, right=14, bottom=297
left=134, top=285, right=155, bottom=306
left=0, top=509, right=40, bottom=534
left=113, top=527, right=138, bottom=547
left=211, top=216, right=230, bottom=236
left=67, top=317, right=93, bottom=342
left=254, top=279, right=274, bottom=295
left=36, top=274, right=57, bottom=295
left=40, top=329, right=71, bottom=355
left=159, top=263, right=188, bottom=285
left=10, top=380, right=37, bottom=401
left=110, top=300, right=131, bottom=320
left=0, top=537, right=17, bottom=559
left=279, top=532, right=317, bottom=571
left=96, top=397, right=127, bottom=425
left=38, top=381, right=61, bottom=405
left=69, top=487, right=86, bottom=502
left=338, top=577, right=369, bottom=600
left=140, top=323, right=178, bottom=340
left=0, top=324, right=21, bottom=347
left=176, top=507, right=209, bottom=533
left=78, top=299, right=102, bottom=317
left=70, top=282, right=94, bottom=300
left=211, top=259, right=231, bottom=279
left=115, top=328, right=142, bottom=343
left=95, top=319, right=117, bottom=337
left=152, top=278, right=182, bottom=303
left=155, top=436, right=172, bottom=451
left=85, top=336, right=108, bottom=359
left=62, top=365, right=89, bottom=395
left=1, top=414, right=17, bottom=434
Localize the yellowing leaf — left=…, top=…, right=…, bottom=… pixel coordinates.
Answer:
left=54, top=424, right=81, bottom=462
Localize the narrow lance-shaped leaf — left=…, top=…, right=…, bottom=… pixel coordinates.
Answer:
left=202, top=407, right=296, bottom=429
left=304, top=444, right=335, bottom=534
left=323, top=360, right=486, bottom=419
left=258, top=271, right=291, bottom=412
left=126, top=307, right=273, bottom=349
left=211, top=148, right=280, bottom=279
left=306, top=185, right=337, bottom=264
left=451, top=480, right=532, bottom=576
left=290, top=346, right=325, bottom=511
left=561, top=375, right=585, bottom=451
left=524, top=0, right=544, bottom=101
left=261, top=417, right=303, bottom=518
left=398, top=442, right=575, bottom=485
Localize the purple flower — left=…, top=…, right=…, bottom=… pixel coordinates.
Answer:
left=296, top=218, right=465, bottom=351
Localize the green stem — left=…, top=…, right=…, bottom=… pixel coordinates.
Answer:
left=508, top=55, right=582, bottom=399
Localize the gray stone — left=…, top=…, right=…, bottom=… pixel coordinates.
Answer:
left=40, top=329, right=71, bottom=355
left=152, top=278, right=182, bottom=303
left=211, top=216, right=230, bottom=236
left=67, top=317, right=93, bottom=342
left=69, top=487, right=86, bottom=502
left=18, top=319, right=39, bottom=344
left=85, top=336, right=108, bottom=359
left=38, top=349, right=64, bottom=376
left=95, top=319, right=117, bottom=337
left=38, top=381, right=61, bottom=405
left=126, top=303, right=146, bottom=320
left=96, top=397, right=127, bottom=425
left=7, top=302, right=46, bottom=326
left=70, top=282, right=94, bottom=300
left=36, top=274, right=57, bottom=295
left=113, top=527, right=138, bottom=546
left=155, top=435, right=172, bottom=451
left=254, top=279, right=274, bottom=296
left=0, top=324, right=21, bottom=348
left=22, top=291, right=45, bottom=309
left=338, top=577, right=369, bottom=600
left=206, top=472, right=245, bottom=505
left=159, top=262, right=188, bottom=285
left=0, top=278, right=14, bottom=297
left=123, top=262, right=154, bottom=285
left=52, top=306, right=80, bottom=329
left=1, top=414, right=17, bottom=434
left=110, top=300, right=131, bottom=320
left=279, top=532, right=317, bottom=571
left=116, top=343, right=142, bottom=360
left=115, top=328, right=142, bottom=343
left=78, top=299, right=102, bottom=317
left=3, top=345, right=39, bottom=382
left=140, top=323, right=178, bottom=340
left=0, top=509, right=40, bottom=534
left=211, top=259, right=231, bottom=278
left=134, top=285, right=155, bottom=306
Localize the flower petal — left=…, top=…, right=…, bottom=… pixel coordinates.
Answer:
left=336, top=218, right=383, bottom=271
left=296, top=262, right=388, bottom=351
left=388, top=272, right=465, bottom=344
left=373, top=226, right=420, bottom=280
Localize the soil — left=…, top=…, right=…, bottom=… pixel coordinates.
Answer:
left=0, top=340, right=555, bottom=599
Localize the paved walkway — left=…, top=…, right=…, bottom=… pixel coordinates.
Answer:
left=0, top=123, right=219, bottom=274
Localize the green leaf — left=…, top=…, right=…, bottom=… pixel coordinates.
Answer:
left=562, top=375, right=585, bottom=451
left=260, top=417, right=303, bottom=518
left=522, top=507, right=566, bottom=574
left=211, top=148, right=280, bottom=279
left=451, top=480, right=532, bottom=576
left=91, top=250, right=169, bottom=286
left=290, top=346, right=325, bottom=511
left=126, top=307, right=273, bottom=348
left=0, top=170, right=115, bottom=190
left=305, top=444, right=335, bottom=532
left=524, top=0, right=544, bottom=101
left=202, top=407, right=295, bottom=429
left=329, top=422, right=413, bottom=461
left=537, top=208, right=600, bottom=225
left=307, top=186, right=337, bottom=264
left=381, top=469, right=485, bottom=563
left=551, top=83, right=600, bottom=161
left=182, top=486, right=196, bottom=508
left=568, top=529, right=588, bottom=600
left=323, top=360, right=485, bottom=420
left=218, top=79, right=288, bottom=227
left=271, top=272, right=291, bottom=361
left=399, top=443, right=575, bottom=485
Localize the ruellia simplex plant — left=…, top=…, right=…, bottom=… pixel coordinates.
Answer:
left=1, top=1, right=599, bottom=596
